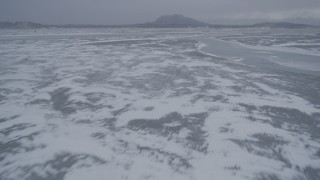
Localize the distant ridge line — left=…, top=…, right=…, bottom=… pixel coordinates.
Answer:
left=0, top=14, right=317, bottom=29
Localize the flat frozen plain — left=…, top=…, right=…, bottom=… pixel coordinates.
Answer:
left=0, top=28, right=320, bottom=180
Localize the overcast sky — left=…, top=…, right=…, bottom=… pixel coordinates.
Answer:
left=1, top=0, right=320, bottom=25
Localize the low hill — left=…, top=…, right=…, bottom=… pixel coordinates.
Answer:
left=143, top=14, right=210, bottom=27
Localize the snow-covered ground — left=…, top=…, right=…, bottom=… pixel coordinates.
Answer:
left=0, top=28, right=320, bottom=180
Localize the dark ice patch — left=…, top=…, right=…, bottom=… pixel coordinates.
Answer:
left=315, top=150, right=320, bottom=158
left=239, top=103, right=259, bottom=114
left=230, top=133, right=291, bottom=167
left=99, top=118, right=117, bottom=131
left=246, top=116, right=273, bottom=126
left=0, top=132, right=43, bottom=159
left=86, top=70, right=112, bottom=83
left=15, top=57, right=45, bottom=65
left=1, top=123, right=36, bottom=136
left=91, top=132, right=106, bottom=139
left=128, top=65, right=200, bottom=94
left=255, top=173, right=280, bottom=180
left=260, top=106, right=320, bottom=139
left=128, top=112, right=208, bottom=152
left=0, top=94, right=6, bottom=102
left=137, top=145, right=192, bottom=172
left=129, top=112, right=184, bottom=134
left=191, top=94, right=228, bottom=103
left=159, top=65, right=196, bottom=82
left=198, top=81, right=219, bottom=92
left=303, top=166, right=320, bottom=180
left=144, top=107, right=154, bottom=111
left=26, top=99, right=51, bottom=106
left=35, top=68, right=61, bottom=89
left=129, top=73, right=175, bottom=91
left=75, top=119, right=92, bottom=124
left=50, top=87, right=75, bottom=115
left=170, top=87, right=194, bottom=96
left=219, top=123, right=233, bottom=133
left=84, top=92, right=113, bottom=103
left=11, top=152, right=106, bottom=180
left=112, top=104, right=131, bottom=116
left=0, top=115, right=20, bottom=123
left=50, top=87, right=102, bottom=115
left=224, top=164, right=241, bottom=171
left=0, top=87, right=24, bottom=96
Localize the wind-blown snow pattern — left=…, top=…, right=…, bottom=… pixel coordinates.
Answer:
left=0, top=28, right=320, bottom=180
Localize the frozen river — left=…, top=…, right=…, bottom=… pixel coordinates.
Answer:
left=0, top=28, right=320, bottom=180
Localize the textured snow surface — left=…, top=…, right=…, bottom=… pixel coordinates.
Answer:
left=0, top=28, right=320, bottom=180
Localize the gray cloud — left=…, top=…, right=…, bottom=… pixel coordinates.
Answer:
left=0, top=0, right=319, bottom=25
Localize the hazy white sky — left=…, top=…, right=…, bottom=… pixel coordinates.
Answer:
left=1, top=0, right=320, bottom=25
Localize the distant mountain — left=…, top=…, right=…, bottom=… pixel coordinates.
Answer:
left=0, top=15, right=317, bottom=29
left=142, top=14, right=210, bottom=27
